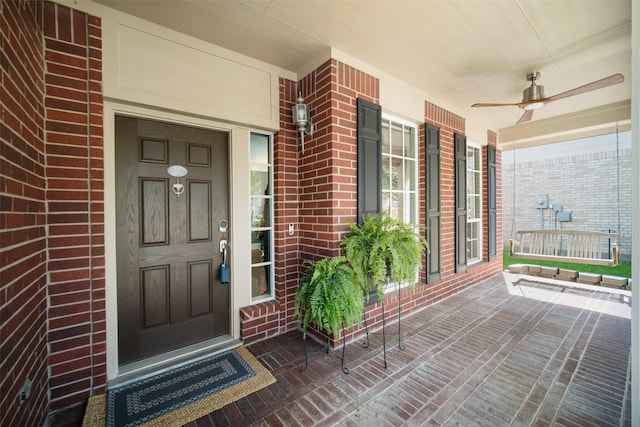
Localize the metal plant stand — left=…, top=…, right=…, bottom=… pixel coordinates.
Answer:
left=361, top=280, right=405, bottom=368
left=300, top=323, right=349, bottom=374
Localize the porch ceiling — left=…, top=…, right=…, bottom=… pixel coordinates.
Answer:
left=94, top=0, right=632, bottom=146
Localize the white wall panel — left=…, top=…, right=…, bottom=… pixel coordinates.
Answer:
left=110, top=24, right=277, bottom=128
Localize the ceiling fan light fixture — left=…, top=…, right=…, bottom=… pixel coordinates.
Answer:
left=523, top=101, right=545, bottom=111
left=471, top=72, right=623, bottom=125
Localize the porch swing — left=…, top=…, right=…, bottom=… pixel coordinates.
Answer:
left=508, top=127, right=621, bottom=267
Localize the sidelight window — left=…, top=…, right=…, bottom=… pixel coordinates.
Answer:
left=250, top=132, right=273, bottom=300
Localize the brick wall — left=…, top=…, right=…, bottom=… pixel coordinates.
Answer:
left=273, top=78, right=301, bottom=335
left=336, top=99, right=503, bottom=346
left=43, top=2, right=105, bottom=409
left=241, top=61, right=380, bottom=343
left=1, top=1, right=105, bottom=422
left=503, top=144, right=632, bottom=259
left=2, top=1, right=504, bottom=412
left=298, top=60, right=379, bottom=261
left=360, top=102, right=505, bottom=339
left=424, top=101, right=465, bottom=278
left=240, top=79, right=300, bottom=345
left=241, top=63, right=504, bottom=349
left=1, top=2, right=49, bottom=425
left=296, top=60, right=381, bottom=343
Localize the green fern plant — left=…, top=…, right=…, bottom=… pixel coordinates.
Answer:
left=341, top=213, right=428, bottom=301
left=294, top=256, right=364, bottom=339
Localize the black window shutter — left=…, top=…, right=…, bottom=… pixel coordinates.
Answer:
left=425, top=123, right=441, bottom=283
left=454, top=133, right=467, bottom=272
left=357, top=98, right=382, bottom=224
left=487, top=146, right=497, bottom=261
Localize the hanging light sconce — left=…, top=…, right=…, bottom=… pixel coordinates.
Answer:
left=292, top=94, right=313, bottom=153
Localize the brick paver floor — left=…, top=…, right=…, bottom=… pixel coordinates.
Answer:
left=192, top=272, right=632, bottom=426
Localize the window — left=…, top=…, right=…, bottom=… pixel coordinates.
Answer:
left=380, top=115, right=419, bottom=292
left=249, top=132, right=273, bottom=299
left=381, top=116, right=418, bottom=224
left=357, top=105, right=420, bottom=298
left=466, top=144, right=482, bottom=263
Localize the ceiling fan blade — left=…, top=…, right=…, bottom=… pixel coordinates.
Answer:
left=516, top=109, right=534, bottom=124
left=545, top=73, right=624, bottom=103
left=471, top=102, right=524, bottom=108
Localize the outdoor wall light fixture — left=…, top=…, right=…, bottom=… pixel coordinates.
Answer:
left=292, top=94, right=313, bottom=153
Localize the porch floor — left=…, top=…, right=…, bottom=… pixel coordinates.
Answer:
left=53, top=272, right=632, bottom=426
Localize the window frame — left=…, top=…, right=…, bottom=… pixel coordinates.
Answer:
left=466, top=143, right=482, bottom=264
left=249, top=131, right=274, bottom=301
left=379, top=113, right=420, bottom=292
left=380, top=113, right=419, bottom=226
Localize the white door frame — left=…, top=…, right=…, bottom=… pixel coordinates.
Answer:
left=103, top=102, right=253, bottom=380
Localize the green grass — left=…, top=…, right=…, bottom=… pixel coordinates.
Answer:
left=503, top=251, right=632, bottom=279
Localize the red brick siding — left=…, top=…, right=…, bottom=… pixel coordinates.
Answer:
left=43, top=2, right=105, bottom=409
left=241, top=79, right=300, bottom=344
left=292, top=94, right=502, bottom=348
left=2, top=1, right=105, bottom=417
left=273, top=78, right=301, bottom=333
left=241, top=60, right=380, bottom=343
left=242, top=62, right=503, bottom=350
left=294, top=60, right=380, bottom=339
left=0, top=1, right=49, bottom=426
left=240, top=301, right=282, bottom=345
left=4, top=0, right=505, bottom=418
left=298, top=59, right=379, bottom=262
left=424, top=101, right=465, bottom=280
left=340, top=101, right=503, bottom=346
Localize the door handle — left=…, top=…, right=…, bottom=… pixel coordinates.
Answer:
left=219, top=240, right=230, bottom=284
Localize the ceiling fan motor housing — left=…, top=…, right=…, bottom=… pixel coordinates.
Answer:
left=523, top=80, right=545, bottom=102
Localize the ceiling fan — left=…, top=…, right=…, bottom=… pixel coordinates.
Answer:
left=471, top=72, right=624, bottom=124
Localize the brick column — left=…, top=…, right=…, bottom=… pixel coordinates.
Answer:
left=298, top=59, right=379, bottom=262
left=43, top=1, right=106, bottom=409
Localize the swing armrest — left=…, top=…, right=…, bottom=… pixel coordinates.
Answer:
left=509, top=239, right=521, bottom=257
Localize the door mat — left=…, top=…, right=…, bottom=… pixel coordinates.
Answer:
left=82, top=347, right=275, bottom=427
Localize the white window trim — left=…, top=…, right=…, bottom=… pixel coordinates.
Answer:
left=249, top=130, right=274, bottom=301
left=381, top=113, right=419, bottom=226
left=381, top=113, right=420, bottom=289
left=467, top=143, right=483, bottom=265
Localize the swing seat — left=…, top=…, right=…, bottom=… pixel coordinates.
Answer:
left=509, top=229, right=619, bottom=266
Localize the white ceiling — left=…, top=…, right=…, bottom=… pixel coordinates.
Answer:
left=95, top=0, right=632, bottom=137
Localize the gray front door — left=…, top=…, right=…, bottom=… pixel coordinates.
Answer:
left=115, top=116, right=230, bottom=366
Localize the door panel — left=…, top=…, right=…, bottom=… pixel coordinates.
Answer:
left=116, top=116, right=230, bottom=366
left=189, top=181, right=211, bottom=241
left=141, top=265, right=169, bottom=328
left=140, top=178, right=169, bottom=245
